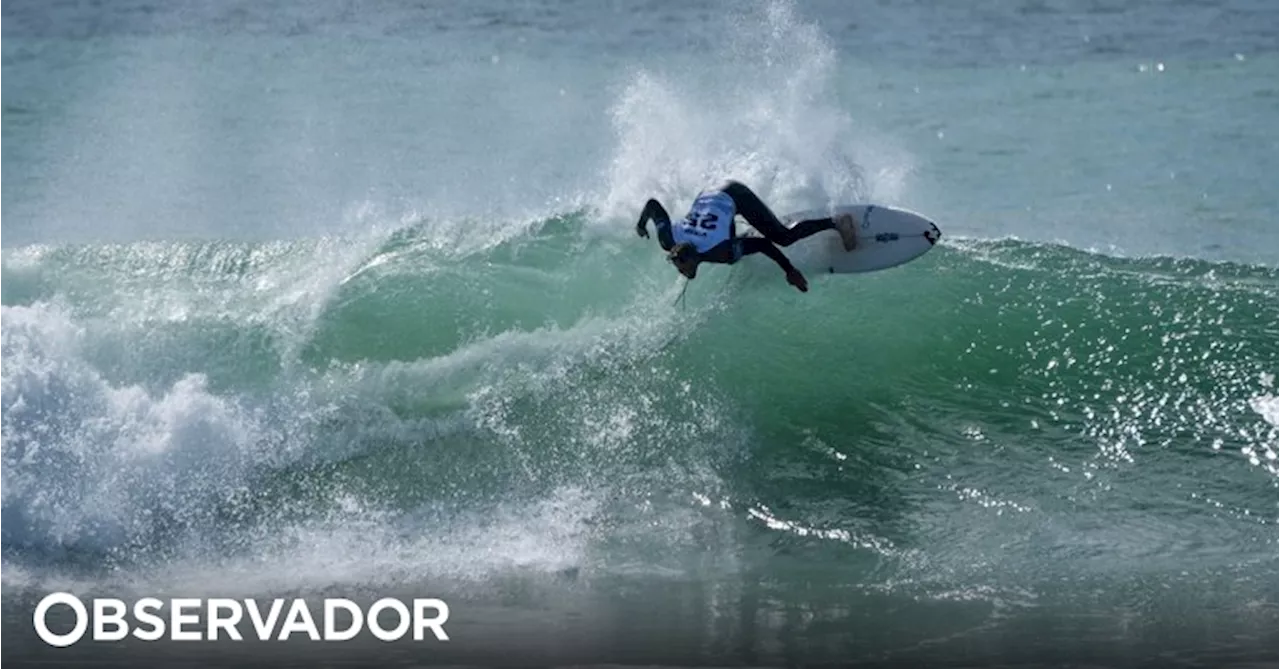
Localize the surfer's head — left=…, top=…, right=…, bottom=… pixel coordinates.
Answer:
left=668, top=242, right=700, bottom=279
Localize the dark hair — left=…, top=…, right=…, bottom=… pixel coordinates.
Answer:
left=668, top=242, right=697, bottom=264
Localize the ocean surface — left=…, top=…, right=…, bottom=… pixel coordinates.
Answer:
left=2, top=0, right=1277, bottom=666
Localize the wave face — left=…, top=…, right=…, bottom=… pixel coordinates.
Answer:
left=2, top=0, right=1276, bottom=663
left=3, top=222, right=1275, bottom=591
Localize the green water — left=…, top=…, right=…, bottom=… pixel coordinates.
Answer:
left=3, top=218, right=1276, bottom=664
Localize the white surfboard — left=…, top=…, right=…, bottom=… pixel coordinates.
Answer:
left=742, top=204, right=942, bottom=274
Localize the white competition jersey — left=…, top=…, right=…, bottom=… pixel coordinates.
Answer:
left=672, top=190, right=735, bottom=252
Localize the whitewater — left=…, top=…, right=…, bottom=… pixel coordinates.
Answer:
left=3, top=0, right=1277, bottom=666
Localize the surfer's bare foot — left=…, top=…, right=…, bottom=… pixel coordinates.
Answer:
left=834, top=213, right=857, bottom=251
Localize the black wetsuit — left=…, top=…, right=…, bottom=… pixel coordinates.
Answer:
left=637, top=180, right=838, bottom=275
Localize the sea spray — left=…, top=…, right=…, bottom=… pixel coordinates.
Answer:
left=600, top=0, right=912, bottom=226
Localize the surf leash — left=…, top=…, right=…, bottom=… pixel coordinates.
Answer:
left=674, top=279, right=691, bottom=310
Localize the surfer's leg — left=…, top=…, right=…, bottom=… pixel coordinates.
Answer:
left=720, top=180, right=835, bottom=247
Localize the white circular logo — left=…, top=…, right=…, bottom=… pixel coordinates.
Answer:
left=33, top=593, right=89, bottom=647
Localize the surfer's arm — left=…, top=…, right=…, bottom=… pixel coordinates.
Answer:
left=738, top=238, right=797, bottom=273
left=737, top=238, right=809, bottom=292
left=635, top=199, right=675, bottom=250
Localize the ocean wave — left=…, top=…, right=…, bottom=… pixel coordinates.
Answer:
left=2, top=215, right=1275, bottom=596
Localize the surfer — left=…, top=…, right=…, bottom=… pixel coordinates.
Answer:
left=634, top=180, right=857, bottom=292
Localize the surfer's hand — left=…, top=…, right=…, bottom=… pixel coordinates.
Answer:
left=785, top=269, right=808, bottom=292
left=635, top=221, right=649, bottom=238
